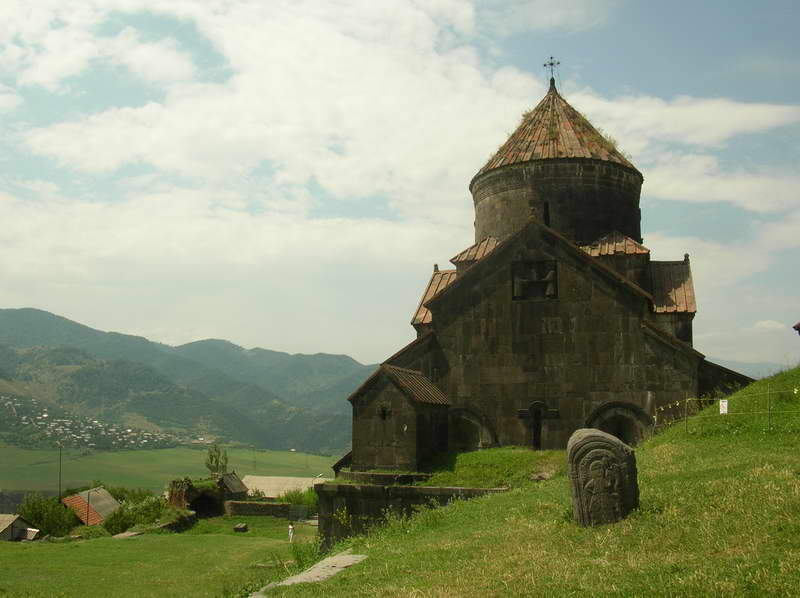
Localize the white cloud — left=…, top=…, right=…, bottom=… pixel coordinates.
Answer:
left=570, top=89, right=800, bottom=153
left=104, top=27, right=197, bottom=85
left=643, top=153, right=800, bottom=214
left=0, top=84, right=21, bottom=111
left=1, top=0, right=798, bottom=367
left=0, top=186, right=462, bottom=361
left=752, top=320, right=788, bottom=332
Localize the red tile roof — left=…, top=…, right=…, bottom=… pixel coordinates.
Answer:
left=411, top=267, right=457, bottom=326
left=474, top=78, right=638, bottom=181
left=650, top=259, right=696, bottom=314
left=62, top=487, right=120, bottom=526
left=450, top=237, right=499, bottom=266
left=581, top=231, right=649, bottom=257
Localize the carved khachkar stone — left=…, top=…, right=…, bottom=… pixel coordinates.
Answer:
left=567, top=428, right=639, bottom=527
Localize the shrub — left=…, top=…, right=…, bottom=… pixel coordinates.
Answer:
left=72, top=525, right=111, bottom=539
left=102, top=495, right=168, bottom=535
left=102, top=506, right=137, bottom=535
left=16, top=493, right=77, bottom=537
left=275, top=487, right=318, bottom=517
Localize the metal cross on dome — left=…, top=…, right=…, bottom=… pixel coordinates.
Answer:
left=543, top=56, right=560, bottom=77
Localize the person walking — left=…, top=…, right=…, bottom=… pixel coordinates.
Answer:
left=288, top=522, right=294, bottom=543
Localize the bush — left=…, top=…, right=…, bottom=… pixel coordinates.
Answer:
left=102, top=506, right=137, bottom=535
left=16, top=493, right=77, bottom=537
left=72, top=525, right=111, bottom=539
left=275, top=488, right=318, bottom=517
left=102, top=495, right=167, bottom=535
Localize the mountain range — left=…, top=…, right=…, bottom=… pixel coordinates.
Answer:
left=0, top=308, right=375, bottom=454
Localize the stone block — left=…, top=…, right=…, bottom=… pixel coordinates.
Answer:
left=567, top=428, right=639, bottom=526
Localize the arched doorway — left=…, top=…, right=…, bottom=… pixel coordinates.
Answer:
left=585, top=402, right=653, bottom=447
left=448, top=409, right=496, bottom=451
left=189, top=492, right=223, bottom=518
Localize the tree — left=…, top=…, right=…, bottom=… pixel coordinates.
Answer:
left=205, top=443, right=228, bottom=475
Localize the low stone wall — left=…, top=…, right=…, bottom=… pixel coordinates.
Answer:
left=337, top=471, right=431, bottom=486
left=316, top=482, right=506, bottom=549
left=156, top=510, right=197, bottom=532
left=223, top=501, right=292, bottom=518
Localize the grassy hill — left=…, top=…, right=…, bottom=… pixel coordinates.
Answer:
left=0, top=516, right=319, bottom=598
left=269, top=365, right=800, bottom=597
left=1, top=367, right=798, bottom=597
left=0, top=309, right=365, bottom=452
left=173, top=339, right=375, bottom=414
left=0, top=308, right=372, bottom=415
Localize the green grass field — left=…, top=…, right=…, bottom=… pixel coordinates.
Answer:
left=0, top=445, right=336, bottom=492
left=3, top=369, right=799, bottom=597
left=266, top=368, right=800, bottom=597
left=0, top=516, right=317, bottom=598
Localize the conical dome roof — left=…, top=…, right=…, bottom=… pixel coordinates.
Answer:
left=475, top=78, right=638, bottom=180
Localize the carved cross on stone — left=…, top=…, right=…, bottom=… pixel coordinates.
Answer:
left=567, top=429, right=639, bottom=527
left=517, top=401, right=559, bottom=449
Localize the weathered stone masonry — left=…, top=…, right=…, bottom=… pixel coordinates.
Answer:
left=346, top=76, right=751, bottom=472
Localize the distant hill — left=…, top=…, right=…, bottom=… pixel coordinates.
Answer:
left=173, top=339, right=375, bottom=414
left=0, top=345, right=272, bottom=448
left=0, top=308, right=369, bottom=453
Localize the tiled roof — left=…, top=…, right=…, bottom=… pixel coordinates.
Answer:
left=241, top=476, right=329, bottom=499
left=411, top=268, right=457, bottom=326
left=383, top=365, right=451, bottom=406
left=650, top=259, right=696, bottom=314
left=450, top=237, right=499, bottom=265
left=0, top=514, right=19, bottom=533
left=348, top=364, right=451, bottom=406
left=474, top=78, right=638, bottom=181
left=221, top=472, right=248, bottom=495
left=581, top=231, right=649, bottom=257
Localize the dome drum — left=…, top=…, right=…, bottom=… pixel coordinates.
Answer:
left=471, top=159, right=643, bottom=246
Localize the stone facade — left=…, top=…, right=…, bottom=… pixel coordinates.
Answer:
left=316, top=482, right=506, bottom=549
left=345, top=78, right=751, bottom=472
left=471, top=159, right=643, bottom=245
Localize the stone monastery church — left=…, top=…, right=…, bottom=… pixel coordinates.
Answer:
left=346, top=77, right=750, bottom=472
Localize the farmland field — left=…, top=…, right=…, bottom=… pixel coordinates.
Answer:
left=0, top=444, right=336, bottom=493
left=0, top=515, right=317, bottom=598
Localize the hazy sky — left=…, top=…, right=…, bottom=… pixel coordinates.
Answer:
left=1, top=0, right=798, bottom=366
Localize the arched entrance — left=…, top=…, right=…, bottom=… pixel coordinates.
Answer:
left=585, top=402, right=653, bottom=447
left=448, top=409, right=496, bottom=451
left=189, top=492, right=224, bottom=518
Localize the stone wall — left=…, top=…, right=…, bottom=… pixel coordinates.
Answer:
left=391, top=222, right=700, bottom=450
left=223, top=501, right=293, bottom=518
left=316, top=482, right=506, bottom=549
left=352, top=379, right=419, bottom=471
left=338, top=471, right=432, bottom=486
left=699, top=360, right=754, bottom=397
left=471, top=159, right=643, bottom=245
